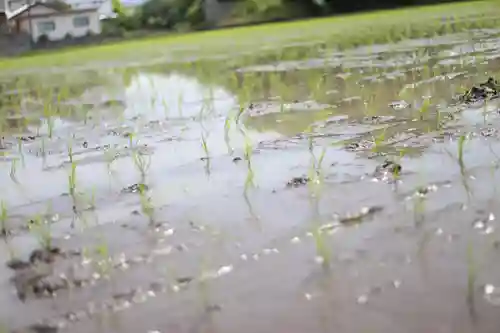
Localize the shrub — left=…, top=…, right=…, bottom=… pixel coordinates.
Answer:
left=37, top=34, right=49, bottom=44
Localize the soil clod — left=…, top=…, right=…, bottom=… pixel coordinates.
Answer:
left=29, top=247, right=62, bottom=264
left=122, top=183, right=149, bottom=193
left=13, top=323, right=59, bottom=333
left=459, top=77, right=500, bottom=103
left=375, top=160, right=402, bottom=175
left=286, top=176, right=310, bottom=187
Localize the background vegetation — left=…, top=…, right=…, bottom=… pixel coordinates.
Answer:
left=104, top=0, right=473, bottom=36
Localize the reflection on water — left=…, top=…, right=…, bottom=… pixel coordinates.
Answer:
left=124, top=73, right=236, bottom=120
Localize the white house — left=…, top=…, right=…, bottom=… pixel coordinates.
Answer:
left=8, top=1, right=101, bottom=42
left=63, top=0, right=113, bottom=19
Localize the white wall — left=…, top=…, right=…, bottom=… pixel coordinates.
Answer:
left=19, top=11, right=101, bottom=41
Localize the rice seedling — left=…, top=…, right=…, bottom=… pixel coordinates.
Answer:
left=223, top=115, right=234, bottom=155
left=242, top=129, right=255, bottom=193
left=243, top=190, right=260, bottom=229
left=177, top=91, right=184, bottom=117
left=466, top=241, right=477, bottom=321
left=0, top=201, right=8, bottom=236
left=372, top=128, right=387, bottom=153
left=457, top=133, right=466, bottom=170
left=17, top=137, right=25, bottom=168
left=443, top=132, right=467, bottom=175
left=150, top=93, right=157, bottom=110
left=200, top=128, right=211, bottom=176
left=67, top=144, right=78, bottom=213
left=197, top=264, right=217, bottom=322
left=435, top=107, right=444, bottom=131
left=9, top=158, right=19, bottom=184
left=418, top=97, right=431, bottom=120
left=88, top=186, right=97, bottom=211
left=44, top=106, right=55, bottom=138
left=413, top=191, right=426, bottom=227
left=94, top=237, right=112, bottom=276
left=205, top=88, right=215, bottom=115
left=307, top=137, right=326, bottom=198
left=29, top=214, right=52, bottom=250
left=134, top=149, right=152, bottom=184
left=306, top=133, right=330, bottom=267
left=138, top=183, right=154, bottom=224
left=312, top=221, right=331, bottom=265
left=162, top=97, right=170, bottom=118
left=104, top=146, right=118, bottom=179
left=40, top=136, right=47, bottom=164
left=129, top=133, right=151, bottom=184
left=482, top=98, right=489, bottom=125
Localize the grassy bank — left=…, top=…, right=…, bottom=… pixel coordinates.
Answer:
left=0, top=0, right=499, bottom=72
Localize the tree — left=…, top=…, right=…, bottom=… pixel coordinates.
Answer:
left=137, top=0, right=203, bottom=29
left=112, top=0, right=125, bottom=16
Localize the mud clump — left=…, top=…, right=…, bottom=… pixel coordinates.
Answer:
left=176, top=276, right=194, bottom=284
left=389, top=100, right=410, bottom=110
left=6, top=247, right=63, bottom=270
left=459, top=77, right=500, bottom=104
left=375, top=160, right=402, bottom=175
left=13, top=323, right=59, bottom=333
left=5, top=247, right=78, bottom=301
left=121, top=183, right=149, bottom=194
left=10, top=265, right=64, bottom=301
left=20, top=135, right=36, bottom=142
left=29, top=247, right=62, bottom=264
left=345, top=140, right=374, bottom=152
left=480, top=127, right=498, bottom=137
left=286, top=176, right=310, bottom=187
left=339, top=206, right=384, bottom=225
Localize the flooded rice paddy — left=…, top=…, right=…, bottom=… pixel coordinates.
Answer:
left=3, top=27, right=500, bottom=333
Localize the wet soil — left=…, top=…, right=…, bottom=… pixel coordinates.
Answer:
left=2, top=29, right=500, bottom=333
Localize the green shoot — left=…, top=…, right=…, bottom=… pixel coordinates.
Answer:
left=466, top=241, right=477, bottom=321
left=138, top=183, right=154, bottom=224
left=201, top=129, right=209, bottom=159
left=372, top=128, right=387, bottom=153
left=94, top=237, right=112, bottom=276
left=178, top=91, right=184, bottom=117
left=419, top=97, right=431, bottom=120
left=162, top=97, right=170, bottom=118
left=458, top=134, right=466, bottom=169
left=224, top=115, right=234, bottom=155
left=242, top=129, right=255, bottom=192
left=29, top=214, right=52, bottom=250
left=68, top=146, right=77, bottom=195
left=0, top=201, right=8, bottom=236
left=9, top=158, right=18, bottom=184
left=17, top=138, right=25, bottom=168
left=130, top=133, right=151, bottom=184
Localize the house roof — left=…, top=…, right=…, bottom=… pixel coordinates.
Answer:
left=5, top=3, right=29, bottom=19
left=8, top=1, right=97, bottom=20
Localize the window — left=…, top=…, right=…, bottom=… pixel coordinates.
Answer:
left=37, top=21, right=55, bottom=33
left=73, top=16, right=90, bottom=28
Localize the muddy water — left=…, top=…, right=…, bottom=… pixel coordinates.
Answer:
left=3, top=29, right=500, bottom=333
